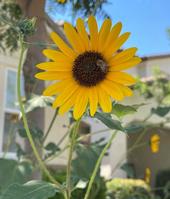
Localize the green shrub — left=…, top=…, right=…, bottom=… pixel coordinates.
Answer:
left=106, top=178, right=153, bottom=199
left=43, top=168, right=107, bottom=199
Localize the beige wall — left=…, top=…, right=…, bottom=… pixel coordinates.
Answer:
left=128, top=127, right=170, bottom=187
left=44, top=108, right=69, bottom=166
left=136, top=55, right=170, bottom=77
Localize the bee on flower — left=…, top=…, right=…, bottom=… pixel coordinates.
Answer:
left=35, top=16, right=141, bottom=119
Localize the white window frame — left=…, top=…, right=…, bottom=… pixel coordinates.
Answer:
left=0, top=67, right=24, bottom=159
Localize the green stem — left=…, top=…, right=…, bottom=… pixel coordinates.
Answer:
left=17, top=35, right=62, bottom=190
left=23, top=41, right=56, bottom=47
left=66, top=120, right=80, bottom=199
left=77, top=128, right=110, bottom=142
left=43, top=109, right=58, bottom=143
left=45, top=145, right=69, bottom=162
left=84, top=131, right=117, bottom=199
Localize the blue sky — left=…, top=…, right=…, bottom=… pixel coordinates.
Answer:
left=47, top=0, right=170, bottom=57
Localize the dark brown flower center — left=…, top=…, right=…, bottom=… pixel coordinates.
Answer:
left=72, top=51, right=108, bottom=87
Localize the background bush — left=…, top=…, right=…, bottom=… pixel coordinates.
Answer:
left=106, top=178, right=153, bottom=199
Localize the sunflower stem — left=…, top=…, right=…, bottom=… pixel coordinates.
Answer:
left=84, top=131, right=117, bottom=199
left=17, top=34, right=63, bottom=190
left=66, top=119, right=80, bottom=199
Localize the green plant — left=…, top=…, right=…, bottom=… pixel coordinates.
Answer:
left=107, top=178, right=153, bottom=199
left=1, top=3, right=170, bottom=199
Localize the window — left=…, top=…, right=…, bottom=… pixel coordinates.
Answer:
left=5, top=70, right=25, bottom=112
left=1, top=68, right=25, bottom=157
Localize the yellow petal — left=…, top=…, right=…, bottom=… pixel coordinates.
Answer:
left=106, top=72, right=136, bottom=85
left=76, top=18, right=89, bottom=50
left=53, top=81, right=79, bottom=108
left=88, top=16, right=98, bottom=51
left=58, top=89, right=79, bottom=115
left=104, top=32, right=131, bottom=59
left=35, top=71, right=71, bottom=80
left=100, top=80, right=124, bottom=101
left=98, top=19, right=112, bottom=50
left=116, top=84, right=133, bottom=97
left=102, top=22, right=122, bottom=52
left=97, top=86, right=112, bottom=112
left=36, top=62, right=72, bottom=71
left=88, top=87, right=98, bottom=116
left=42, top=49, right=73, bottom=62
left=50, top=32, right=76, bottom=58
left=110, top=57, right=142, bottom=71
left=64, top=22, right=84, bottom=53
left=73, top=88, right=88, bottom=120
left=109, top=47, right=137, bottom=64
left=43, top=79, right=72, bottom=96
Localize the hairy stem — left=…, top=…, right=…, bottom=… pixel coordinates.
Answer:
left=17, top=35, right=62, bottom=190
left=66, top=120, right=80, bottom=199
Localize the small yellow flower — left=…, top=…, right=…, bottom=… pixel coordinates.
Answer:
left=150, top=134, right=160, bottom=153
left=57, top=0, right=66, bottom=4
left=35, top=16, right=141, bottom=119
left=145, top=168, right=151, bottom=184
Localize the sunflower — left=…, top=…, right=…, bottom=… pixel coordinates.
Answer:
left=35, top=16, right=141, bottom=119
left=57, top=0, right=66, bottom=4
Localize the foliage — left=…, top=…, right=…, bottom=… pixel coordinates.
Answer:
left=72, top=142, right=106, bottom=183
left=0, top=1, right=36, bottom=52
left=0, top=1, right=22, bottom=51
left=47, top=0, right=109, bottom=19
left=135, top=67, right=170, bottom=104
left=0, top=159, right=33, bottom=191
left=151, top=106, right=170, bottom=117
left=0, top=0, right=109, bottom=52
left=69, top=0, right=109, bottom=18
left=112, top=104, right=137, bottom=118
left=24, top=94, right=54, bottom=113
left=107, top=178, right=153, bottom=199
left=95, top=112, right=124, bottom=131
left=43, top=170, right=107, bottom=199
left=42, top=142, right=108, bottom=199
left=1, top=1, right=170, bottom=198
left=0, top=181, right=57, bottom=199
left=121, top=163, right=136, bottom=178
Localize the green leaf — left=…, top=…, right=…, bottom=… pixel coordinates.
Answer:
left=162, top=95, right=170, bottom=105
left=16, top=143, right=26, bottom=159
left=0, top=159, right=33, bottom=190
left=152, top=106, right=170, bottom=117
left=95, top=112, right=124, bottom=131
left=45, top=142, right=60, bottom=155
left=72, top=143, right=105, bottom=182
left=24, top=94, right=54, bottom=113
left=112, top=103, right=147, bottom=118
left=112, top=104, right=137, bottom=118
left=125, top=123, right=144, bottom=134
left=121, top=163, right=135, bottom=178
left=0, top=181, right=57, bottom=199
left=18, top=126, right=43, bottom=140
